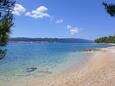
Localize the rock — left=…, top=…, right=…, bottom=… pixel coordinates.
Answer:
left=84, top=49, right=93, bottom=51
left=83, top=48, right=99, bottom=52
left=26, top=67, right=37, bottom=72
left=38, top=70, right=52, bottom=74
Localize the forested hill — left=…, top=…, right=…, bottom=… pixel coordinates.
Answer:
left=9, top=38, right=93, bottom=43
left=95, top=35, right=115, bottom=43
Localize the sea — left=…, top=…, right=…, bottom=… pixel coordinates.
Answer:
left=0, top=43, right=112, bottom=83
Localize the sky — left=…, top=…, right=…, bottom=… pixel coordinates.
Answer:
left=11, top=0, right=115, bottom=40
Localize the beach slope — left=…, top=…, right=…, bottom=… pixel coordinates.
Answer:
left=1, top=47, right=115, bottom=86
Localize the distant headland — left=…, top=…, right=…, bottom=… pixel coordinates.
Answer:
left=9, top=38, right=93, bottom=43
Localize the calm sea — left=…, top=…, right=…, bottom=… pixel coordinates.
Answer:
left=0, top=43, right=112, bottom=82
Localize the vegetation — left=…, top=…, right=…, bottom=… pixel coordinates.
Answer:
left=103, top=2, right=115, bottom=16
left=95, top=3, right=115, bottom=43
left=95, top=35, right=115, bottom=43
left=0, top=0, right=15, bottom=46
left=0, top=48, right=6, bottom=60
left=0, top=0, right=15, bottom=59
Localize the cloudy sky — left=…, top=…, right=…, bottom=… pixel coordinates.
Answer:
left=11, top=0, right=115, bottom=40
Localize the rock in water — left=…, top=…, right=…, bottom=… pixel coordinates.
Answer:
left=26, top=67, right=37, bottom=72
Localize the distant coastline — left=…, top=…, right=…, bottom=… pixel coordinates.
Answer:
left=9, top=38, right=93, bottom=43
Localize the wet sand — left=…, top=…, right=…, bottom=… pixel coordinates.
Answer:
left=1, top=46, right=115, bottom=86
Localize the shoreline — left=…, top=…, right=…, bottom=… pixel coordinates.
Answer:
left=1, top=46, right=115, bottom=86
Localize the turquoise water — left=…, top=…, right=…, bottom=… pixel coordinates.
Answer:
left=0, top=43, right=112, bottom=82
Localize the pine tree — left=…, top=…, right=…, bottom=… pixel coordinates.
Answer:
left=103, top=2, right=115, bottom=16
left=0, top=0, right=15, bottom=59
left=0, top=0, right=15, bottom=46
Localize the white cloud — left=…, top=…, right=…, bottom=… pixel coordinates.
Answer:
left=12, top=4, right=26, bottom=16
left=69, top=29, right=79, bottom=35
left=25, top=6, right=51, bottom=19
left=56, top=19, right=63, bottom=23
left=67, top=25, right=72, bottom=29
left=67, top=25, right=79, bottom=35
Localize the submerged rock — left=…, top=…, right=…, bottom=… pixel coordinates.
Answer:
left=84, top=49, right=93, bottom=51
left=83, top=48, right=100, bottom=52
left=26, top=67, right=37, bottom=72
left=38, top=70, right=52, bottom=74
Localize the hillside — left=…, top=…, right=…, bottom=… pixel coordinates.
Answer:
left=9, top=38, right=93, bottom=43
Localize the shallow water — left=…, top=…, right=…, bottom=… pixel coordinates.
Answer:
left=0, top=43, right=112, bottom=82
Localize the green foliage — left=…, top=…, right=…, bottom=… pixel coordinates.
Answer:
left=103, top=2, right=115, bottom=16
left=0, top=0, right=15, bottom=46
left=0, top=47, right=6, bottom=60
left=95, top=35, right=115, bottom=43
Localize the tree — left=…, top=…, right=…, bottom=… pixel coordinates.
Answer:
left=103, top=2, right=115, bottom=16
left=0, top=0, right=15, bottom=59
left=0, top=0, right=15, bottom=46
left=95, top=35, right=115, bottom=43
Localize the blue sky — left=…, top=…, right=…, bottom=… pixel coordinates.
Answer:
left=11, top=0, right=115, bottom=40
